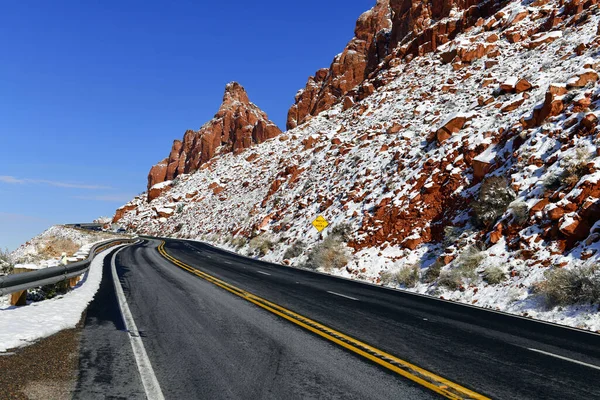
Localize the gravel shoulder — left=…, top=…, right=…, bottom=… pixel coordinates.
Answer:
left=0, top=317, right=83, bottom=400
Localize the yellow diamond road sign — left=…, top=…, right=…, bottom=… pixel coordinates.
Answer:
left=312, top=215, right=329, bottom=232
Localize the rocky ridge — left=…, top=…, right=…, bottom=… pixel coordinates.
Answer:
left=115, top=0, right=600, bottom=331
left=145, top=82, right=281, bottom=197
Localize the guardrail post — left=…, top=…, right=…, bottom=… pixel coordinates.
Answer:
left=11, top=290, right=27, bottom=306
left=68, top=276, right=80, bottom=288
left=9, top=267, right=30, bottom=306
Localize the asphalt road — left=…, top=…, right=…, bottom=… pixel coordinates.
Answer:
left=77, top=238, right=600, bottom=399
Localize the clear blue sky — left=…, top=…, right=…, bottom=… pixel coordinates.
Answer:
left=0, top=0, right=374, bottom=251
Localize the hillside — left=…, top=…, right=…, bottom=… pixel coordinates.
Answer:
left=114, top=0, right=600, bottom=331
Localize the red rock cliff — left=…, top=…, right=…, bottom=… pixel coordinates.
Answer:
left=286, top=0, right=508, bottom=129
left=148, top=82, right=281, bottom=190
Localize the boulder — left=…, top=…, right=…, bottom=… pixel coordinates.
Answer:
left=566, top=69, right=599, bottom=89
left=436, top=114, right=472, bottom=143
left=148, top=181, right=173, bottom=202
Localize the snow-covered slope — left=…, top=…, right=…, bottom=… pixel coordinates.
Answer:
left=115, top=0, right=600, bottom=331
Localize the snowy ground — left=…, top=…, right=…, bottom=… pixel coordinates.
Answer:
left=0, top=245, right=125, bottom=353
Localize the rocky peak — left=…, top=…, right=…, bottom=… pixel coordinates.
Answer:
left=147, top=82, right=281, bottom=193
left=222, top=81, right=250, bottom=106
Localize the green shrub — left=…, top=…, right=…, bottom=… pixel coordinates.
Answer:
left=443, top=226, right=461, bottom=247
left=303, top=236, right=348, bottom=271
left=283, top=240, right=305, bottom=259
left=560, top=147, right=592, bottom=188
left=0, top=248, right=13, bottom=275
left=423, top=260, right=443, bottom=283
left=331, top=223, right=353, bottom=241
left=508, top=201, right=529, bottom=225
left=456, top=245, right=485, bottom=272
left=176, top=204, right=185, bottom=213
left=395, top=264, right=420, bottom=288
left=249, top=235, right=274, bottom=256
left=472, top=176, right=516, bottom=228
left=537, top=264, right=600, bottom=307
left=438, top=245, right=484, bottom=289
left=483, top=266, right=506, bottom=284
left=230, top=236, right=247, bottom=249
left=438, top=270, right=462, bottom=290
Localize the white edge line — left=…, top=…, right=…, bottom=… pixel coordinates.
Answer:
left=257, top=271, right=271, bottom=276
left=112, top=246, right=166, bottom=400
left=327, top=291, right=359, bottom=301
left=528, top=347, right=600, bottom=371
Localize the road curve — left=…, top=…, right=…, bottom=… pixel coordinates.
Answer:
left=78, top=238, right=600, bottom=399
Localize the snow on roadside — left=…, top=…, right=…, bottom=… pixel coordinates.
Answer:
left=0, top=245, right=123, bottom=353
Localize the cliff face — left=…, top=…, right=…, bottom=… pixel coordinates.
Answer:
left=285, top=0, right=513, bottom=130
left=147, top=82, right=281, bottom=192
left=116, top=0, right=600, bottom=330
left=286, top=0, right=393, bottom=130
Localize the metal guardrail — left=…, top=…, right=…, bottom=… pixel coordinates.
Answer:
left=0, top=238, right=137, bottom=296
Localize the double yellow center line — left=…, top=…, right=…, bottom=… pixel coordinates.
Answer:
left=157, top=241, right=489, bottom=400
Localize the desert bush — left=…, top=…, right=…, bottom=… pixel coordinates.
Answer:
left=0, top=248, right=13, bottom=275
left=536, top=264, right=600, bottom=307
left=423, top=260, right=443, bottom=283
left=443, top=226, right=461, bottom=247
left=456, top=245, right=485, bottom=272
left=331, top=223, right=353, bottom=241
left=395, top=264, right=420, bottom=288
left=438, top=270, right=463, bottom=290
left=38, top=237, right=79, bottom=259
left=560, top=147, right=592, bottom=188
left=483, top=266, right=506, bottom=284
left=176, top=204, right=185, bottom=214
left=439, top=245, right=484, bottom=289
left=543, top=173, right=562, bottom=192
left=381, top=264, right=420, bottom=287
left=472, top=176, right=516, bottom=228
left=249, top=235, right=274, bottom=256
left=303, top=236, right=348, bottom=271
left=230, top=236, right=247, bottom=249
left=283, top=240, right=305, bottom=259
left=508, top=201, right=529, bottom=225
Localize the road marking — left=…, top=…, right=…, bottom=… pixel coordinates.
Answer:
left=112, top=247, right=165, bottom=400
left=157, top=241, right=489, bottom=400
left=257, top=271, right=271, bottom=276
left=327, top=291, right=359, bottom=301
left=527, top=348, right=600, bottom=371
left=225, top=261, right=233, bottom=265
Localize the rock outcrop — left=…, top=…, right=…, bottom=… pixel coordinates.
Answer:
left=286, top=0, right=511, bottom=129
left=147, top=82, right=281, bottom=190
left=286, top=0, right=393, bottom=129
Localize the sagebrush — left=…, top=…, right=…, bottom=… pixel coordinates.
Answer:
left=249, top=235, right=274, bottom=256
left=283, top=240, right=305, bottom=259
left=483, top=266, right=505, bottom=284
left=303, top=236, right=348, bottom=271
left=536, top=264, right=600, bottom=307
left=472, top=176, right=516, bottom=228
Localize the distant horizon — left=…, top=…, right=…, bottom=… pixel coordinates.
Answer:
left=0, top=0, right=374, bottom=251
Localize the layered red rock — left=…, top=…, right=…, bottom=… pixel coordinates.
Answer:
left=287, top=0, right=510, bottom=129
left=286, top=0, right=392, bottom=129
left=148, top=82, right=281, bottom=191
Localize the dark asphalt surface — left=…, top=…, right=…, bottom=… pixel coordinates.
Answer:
left=77, top=239, right=600, bottom=399
left=74, top=247, right=145, bottom=400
